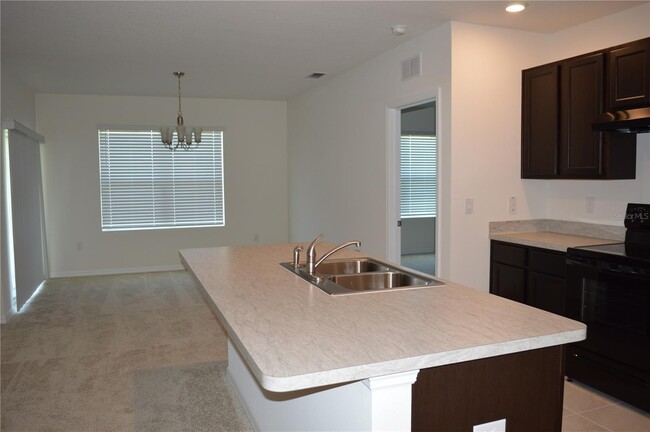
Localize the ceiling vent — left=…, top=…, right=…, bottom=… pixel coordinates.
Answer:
left=402, top=54, right=422, bottom=81
left=306, top=72, right=327, bottom=79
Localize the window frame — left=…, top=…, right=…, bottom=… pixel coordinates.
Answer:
left=97, top=126, right=225, bottom=232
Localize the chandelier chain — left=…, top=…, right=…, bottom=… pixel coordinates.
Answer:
left=177, top=73, right=182, bottom=117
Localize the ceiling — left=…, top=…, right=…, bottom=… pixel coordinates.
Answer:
left=1, top=1, right=646, bottom=101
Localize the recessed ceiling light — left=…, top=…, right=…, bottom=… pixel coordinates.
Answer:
left=506, top=2, right=527, bottom=13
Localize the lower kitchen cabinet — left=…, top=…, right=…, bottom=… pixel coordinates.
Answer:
left=527, top=272, right=566, bottom=315
left=490, top=241, right=566, bottom=315
left=491, top=262, right=526, bottom=303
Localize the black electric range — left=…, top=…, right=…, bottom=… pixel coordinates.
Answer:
left=565, top=203, right=650, bottom=412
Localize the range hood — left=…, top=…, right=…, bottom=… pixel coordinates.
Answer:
left=592, top=107, right=650, bottom=134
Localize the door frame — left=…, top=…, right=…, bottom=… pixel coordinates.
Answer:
left=386, top=88, right=442, bottom=273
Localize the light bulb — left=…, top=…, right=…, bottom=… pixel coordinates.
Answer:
left=176, top=125, right=186, bottom=142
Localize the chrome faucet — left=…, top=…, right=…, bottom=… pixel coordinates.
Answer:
left=305, top=233, right=361, bottom=274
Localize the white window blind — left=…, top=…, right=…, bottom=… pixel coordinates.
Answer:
left=98, top=128, right=224, bottom=231
left=400, top=134, right=437, bottom=218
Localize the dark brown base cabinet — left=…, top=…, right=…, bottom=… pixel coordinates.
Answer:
left=412, top=346, right=565, bottom=432
left=490, top=240, right=649, bottom=413
left=490, top=241, right=566, bottom=315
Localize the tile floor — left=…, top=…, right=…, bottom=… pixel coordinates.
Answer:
left=1, top=271, right=648, bottom=431
left=562, top=380, right=649, bottom=432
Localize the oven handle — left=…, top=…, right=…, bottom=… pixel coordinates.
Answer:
left=566, top=257, right=650, bottom=276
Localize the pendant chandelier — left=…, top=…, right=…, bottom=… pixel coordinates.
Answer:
left=160, top=72, right=202, bottom=151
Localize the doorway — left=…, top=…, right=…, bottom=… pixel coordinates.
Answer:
left=399, top=102, right=437, bottom=275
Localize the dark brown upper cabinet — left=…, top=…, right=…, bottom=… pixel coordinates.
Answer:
left=522, top=64, right=559, bottom=177
left=521, top=40, right=641, bottom=180
left=607, top=38, right=650, bottom=111
left=559, top=53, right=604, bottom=177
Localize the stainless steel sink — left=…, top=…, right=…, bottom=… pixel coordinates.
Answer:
left=313, top=258, right=390, bottom=275
left=280, top=257, right=444, bottom=295
left=328, top=271, right=434, bottom=291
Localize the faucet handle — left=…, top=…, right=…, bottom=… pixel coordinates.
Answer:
left=293, top=245, right=303, bottom=268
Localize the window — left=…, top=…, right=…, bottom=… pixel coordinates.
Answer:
left=400, top=134, right=437, bottom=218
left=98, top=128, right=224, bottom=231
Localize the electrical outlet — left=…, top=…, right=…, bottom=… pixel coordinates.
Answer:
left=253, top=233, right=260, bottom=242
left=508, top=196, right=517, bottom=215
left=586, top=196, right=595, bottom=214
left=465, top=198, right=474, bottom=214
left=76, top=241, right=83, bottom=251
left=473, top=418, right=506, bottom=432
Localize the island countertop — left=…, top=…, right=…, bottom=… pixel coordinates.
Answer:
left=180, top=243, right=586, bottom=392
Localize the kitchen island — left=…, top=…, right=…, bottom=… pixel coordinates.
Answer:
left=180, top=243, right=586, bottom=431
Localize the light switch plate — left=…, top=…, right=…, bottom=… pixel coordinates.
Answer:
left=586, top=196, right=595, bottom=213
left=508, top=196, right=517, bottom=215
left=473, top=418, right=506, bottom=432
left=465, top=198, right=474, bottom=214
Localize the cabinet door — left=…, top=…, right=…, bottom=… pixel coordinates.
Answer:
left=559, top=53, right=604, bottom=177
left=527, top=272, right=566, bottom=315
left=522, top=64, right=559, bottom=178
left=608, top=38, right=650, bottom=110
left=491, top=262, right=526, bottom=303
left=492, top=241, right=526, bottom=267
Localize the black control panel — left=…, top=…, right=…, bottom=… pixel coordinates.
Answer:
left=624, top=203, right=650, bottom=230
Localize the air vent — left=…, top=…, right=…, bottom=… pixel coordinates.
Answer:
left=401, top=54, right=422, bottom=81
left=306, top=72, right=327, bottom=79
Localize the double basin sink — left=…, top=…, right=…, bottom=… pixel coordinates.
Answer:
left=281, top=257, right=444, bottom=296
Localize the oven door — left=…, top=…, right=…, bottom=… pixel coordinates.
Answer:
left=566, top=255, right=649, bottom=373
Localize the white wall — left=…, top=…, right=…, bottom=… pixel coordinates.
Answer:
left=544, top=3, right=650, bottom=225
left=447, top=22, right=549, bottom=290
left=287, top=7, right=650, bottom=292
left=1, top=66, right=36, bottom=321
left=1, top=67, right=36, bottom=129
left=36, top=94, right=288, bottom=276
left=287, top=23, right=453, bottom=274
left=287, top=21, right=550, bottom=289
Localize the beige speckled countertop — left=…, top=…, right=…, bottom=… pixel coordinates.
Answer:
left=490, top=231, right=618, bottom=252
left=180, top=243, right=586, bottom=392
left=489, top=219, right=623, bottom=251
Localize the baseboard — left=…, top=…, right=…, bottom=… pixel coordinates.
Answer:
left=49, top=264, right=185, bottom=278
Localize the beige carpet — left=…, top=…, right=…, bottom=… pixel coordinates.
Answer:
left=1, top=271, right=240, bottom=432
left=133, top=361, right=251, bottom=432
